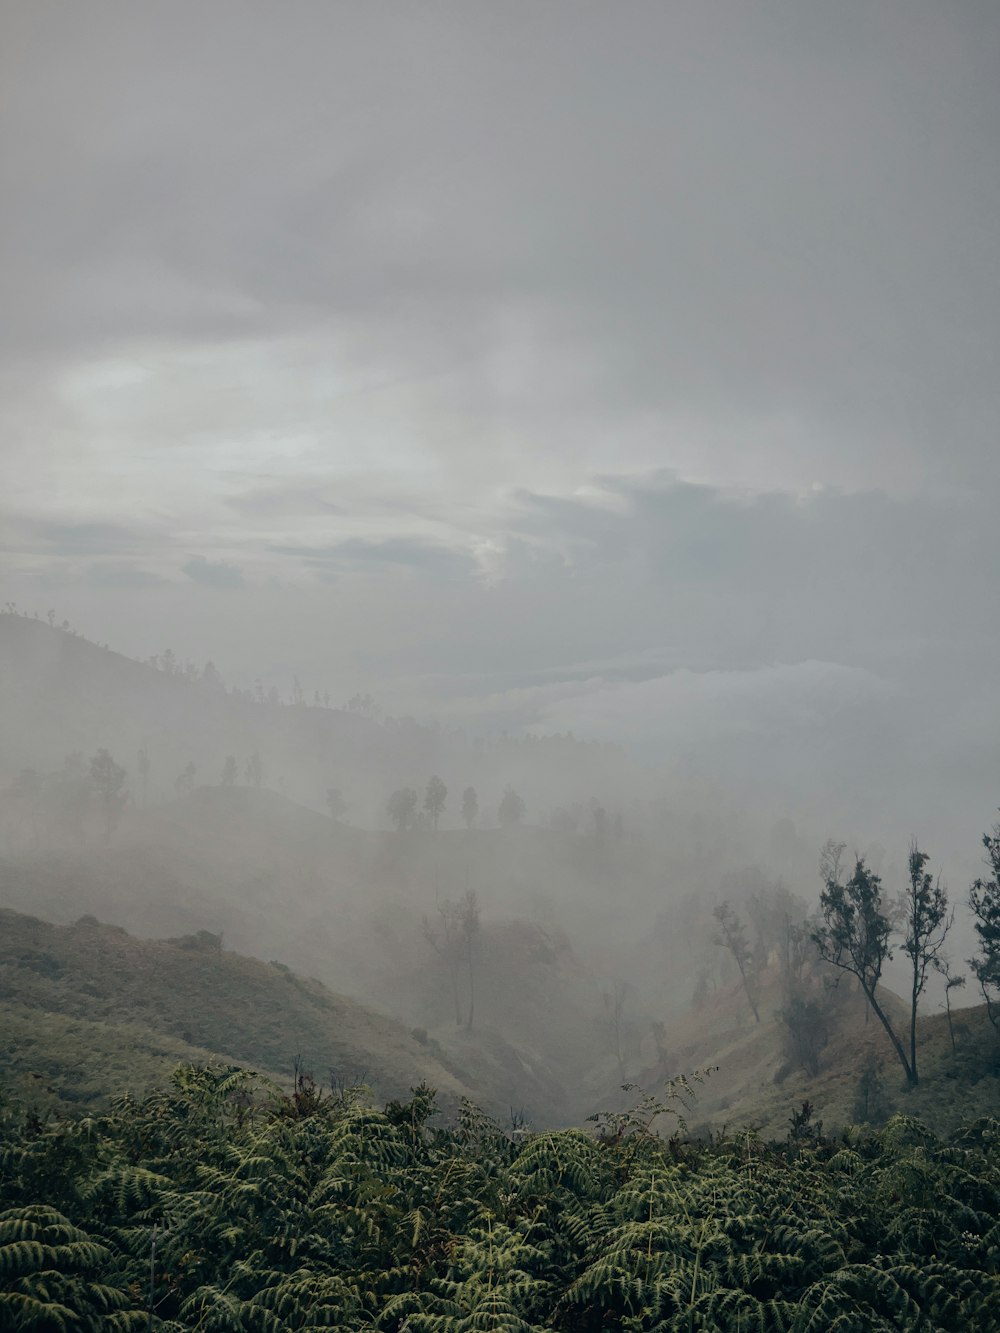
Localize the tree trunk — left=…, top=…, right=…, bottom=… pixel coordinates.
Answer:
left=866, top=985, right=917, bottom=1086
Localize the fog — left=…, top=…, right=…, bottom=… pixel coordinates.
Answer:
left=2, top=2, right=999, bottom=1126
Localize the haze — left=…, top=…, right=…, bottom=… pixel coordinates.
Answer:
left=2, top=2, right=1000, bottom=1104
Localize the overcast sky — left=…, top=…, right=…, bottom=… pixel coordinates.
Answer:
left=2, top=2, right=999, bottom=862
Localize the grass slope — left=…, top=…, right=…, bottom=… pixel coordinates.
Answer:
left=0, top=907, right=480, bottom=1117
left=650, top=972, right=1000, bottom=1138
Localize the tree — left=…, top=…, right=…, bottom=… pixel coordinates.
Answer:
left=89, top=748, right=126, bottom=844
left=220, top=755, right=238, bottom=787
left=898, top=844, right=951, bottom=1083
left=461, top=785, right=479, bottom=830
left=245, top=752, right=262, bottom=787
left=457, top=889, right=481, bottom=1029
left=603, top=979, right=633, bottom=1078
left=422, top=890, right=481, bottom=1028
left=969, top=815, right=1000, bottom=1035
left=933, top=955, right=966, bottom=1055
left=424, top=775, right=447, bottom=831
left=813, top=855, right=916, bottom=1086
left=498, top=785, right=525, bottom=829
left=713, top=901, right=760, bottom=1023
left=175, top=761, right=197, bottom=797
left=387, top=786, right=418, bottom=833
left=325, top=787, right=347, bottom=822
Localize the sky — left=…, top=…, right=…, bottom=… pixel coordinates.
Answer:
left=2, top=1, right=999, bottom=862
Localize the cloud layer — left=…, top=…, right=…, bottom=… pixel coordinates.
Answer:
left=2, top=2, right=998, bottom=866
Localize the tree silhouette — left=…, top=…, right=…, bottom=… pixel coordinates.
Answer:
left=423, top=889, right=481, bottom=1027
left=387, top=787, right=418, bottom=833
left=461, top=785, right=479, bottom=829
left=498, top=786, right=525, bottom=828
left=969, top=815, right=1000, bottom=1035
left=175, top=761, right=197, bottom=797
left=220, top=755, right=238, bottom=787
left=899, top=844, right=951, bottom=1082
left=933, top=955, right=966, bottom=1054
left=89, top=748, right=126, bottom=844
left=424, top=775, right=447, bottom=830
left=245, top=752, right=262, bottom=787
left=713, top=901, right=760, bottom=1023
left=813, top=855, right=916, bottom=1085
left=325, top=787, right=347, bottom=821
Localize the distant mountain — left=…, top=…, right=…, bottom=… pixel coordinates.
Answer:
left=0, top=612, right=632, bottom=826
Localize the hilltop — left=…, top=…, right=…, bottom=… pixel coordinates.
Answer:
left=0, top=613, right=632, bottom=827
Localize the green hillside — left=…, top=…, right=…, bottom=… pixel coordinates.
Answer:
left=633, top=969, right=1000, bottom=1139
left=0, top=908, right=483, bottom=1118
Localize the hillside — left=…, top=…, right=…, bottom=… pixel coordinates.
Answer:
left=0, top=783, right=654, bottom=1124
left=0, top=613, right=634, bottom=827
left=629, top=969, right=1000, bottom=1139
left=0, top=907, right=516, bottom=1118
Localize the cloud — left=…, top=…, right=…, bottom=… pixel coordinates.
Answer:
left=3, top=2, right=999, bottom=493
left=182, top=555, right=245, bottom=588
left=3, top=519, right=144, bottom=557
left=87, top=564, right=165, bottom=588
left=270, top=536, right=477, bottom=579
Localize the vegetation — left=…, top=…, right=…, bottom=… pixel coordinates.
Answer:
left=2, top=1067, right=999, bottom=1330
left=498, top=786, right=525, bottom=828
left=813, top=850, right=923, bottom=1085
left=712, top=901, right=760, bottom=1023
left=970, top=815, right=1000, bottom=1035
left=0, top=909, right=477, bottom=1119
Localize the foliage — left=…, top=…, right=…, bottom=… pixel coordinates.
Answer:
left=498, top=787, right=525, bottom=829
left=898, top=844, right=952, bottom=1082
left=387, top=786, right=419, bottom=833
left=969, top=815, right=1000, bottom=1036
left=813, top=855, right=918, bottom=1086
left=424, top=777, right=448, bottom=831
left=461, top=786, right=479, bottom=830
left=2, top=1066, right=1000, bottom=1330
left=88, top=748, right=127, bottom=844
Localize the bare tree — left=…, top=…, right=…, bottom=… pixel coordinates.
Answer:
left=457, top=889, right=481, bottom=1029
left=423, top=890, right=481, bottom=1028
left=713, top=901, right=760, bottom=1023
left=603, top=979, right=633, bottom=1077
